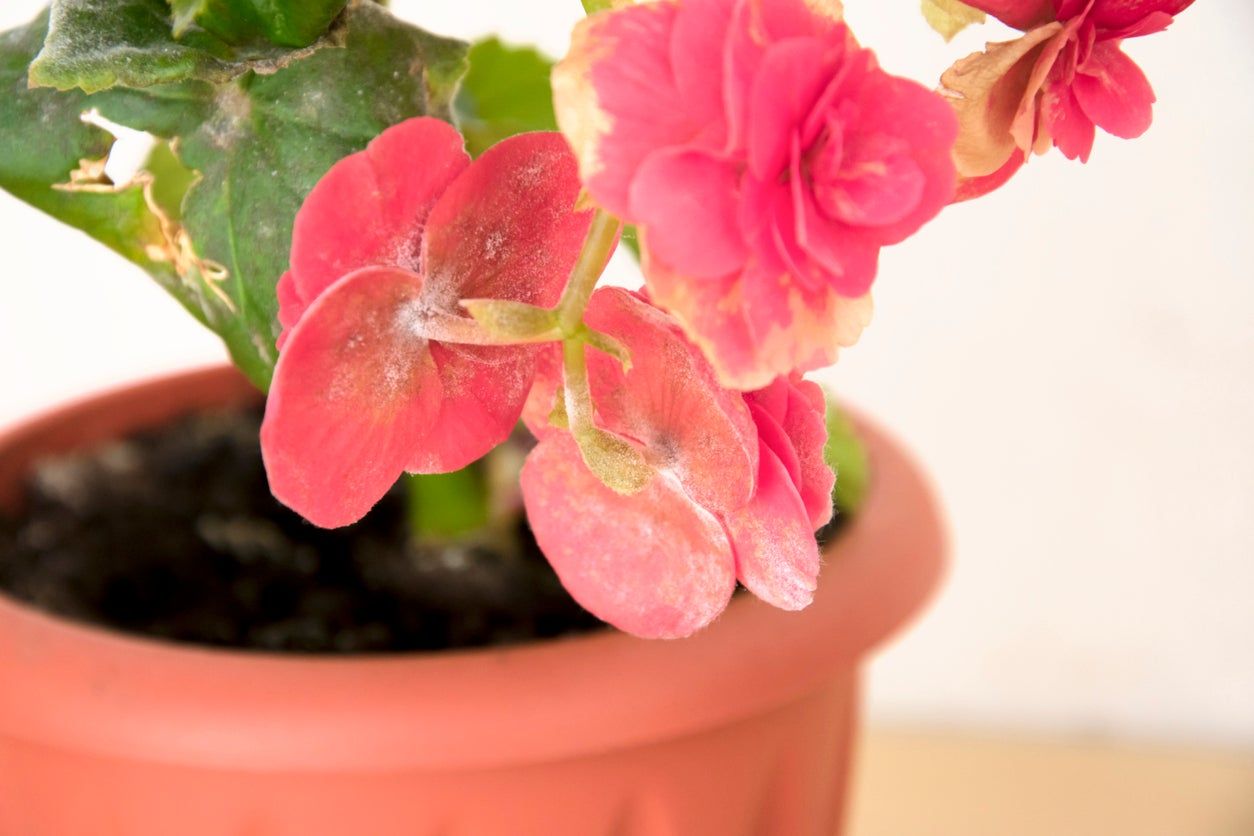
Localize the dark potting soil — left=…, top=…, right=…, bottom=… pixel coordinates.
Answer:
left=0, top=407, right=605, bottom=653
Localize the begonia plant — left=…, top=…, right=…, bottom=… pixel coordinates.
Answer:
left=0, top=0, right=1193, bottom=638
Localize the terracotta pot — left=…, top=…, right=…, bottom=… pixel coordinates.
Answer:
left=0, top=367, right=945, bottom=836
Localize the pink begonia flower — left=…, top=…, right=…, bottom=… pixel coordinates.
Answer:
left=262, top=117, right=593, bottom=527
left=553, top=0, right=958, bottom=389
left=943, top=0, right=1193, bottom=200
left=520, top=288, right=834, bottom=639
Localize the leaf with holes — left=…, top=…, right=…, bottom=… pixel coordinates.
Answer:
left=0, top=9, right=232, bottom=338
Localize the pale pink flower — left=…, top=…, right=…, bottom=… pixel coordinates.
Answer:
left=554, top=0, right=958, bottom=388
left=521, top=288, right=834, bottom=638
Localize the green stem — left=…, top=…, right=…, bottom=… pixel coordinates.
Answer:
left=556, top=210, right=621, bottom=334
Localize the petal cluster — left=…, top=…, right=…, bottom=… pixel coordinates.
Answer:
left=943, top=0, right=1193, bottom=199
left=554, top=0, right=958, bottom=389
left=262, top=117, right=593, bottom=527
left=520, top=288, right=834, bottom=639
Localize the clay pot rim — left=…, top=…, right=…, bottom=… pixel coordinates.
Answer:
left=0, top=366, right=946, bottom=772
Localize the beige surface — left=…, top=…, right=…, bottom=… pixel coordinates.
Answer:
left=849, top=729, right=1254, bottom=836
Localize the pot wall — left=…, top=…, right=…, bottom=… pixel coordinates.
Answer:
left=0, top=368, right=945, bottom=836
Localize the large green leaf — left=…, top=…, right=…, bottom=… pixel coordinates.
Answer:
left=3, top=3, right=468, bottom=389
left=29, top=0, right=347, bottom=93
left=170, top=0, right=350, bottom=48
left=0, top=10, right=225, bottom=338
left=454, top=37, right=557, bottom=158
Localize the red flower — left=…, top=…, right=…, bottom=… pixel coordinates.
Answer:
left=520, top=288, right=834, bottom=638
left=944, top=0, right=1193, bottom=199
left=262, top=118, right=593, bottom=527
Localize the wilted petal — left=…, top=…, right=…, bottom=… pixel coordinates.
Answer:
left=940, top=23, right=1063, bottom=177
left=261, top=267, right=443, bottom=528
left=521, top=433, right=737, bottom=639
left=725, top=442, right=821, bottom=611
left=283, top=118, right=469, bottom=332
left=1072, top=42, right=1155, bottom=139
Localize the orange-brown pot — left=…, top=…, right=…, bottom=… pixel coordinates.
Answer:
left=0, top=367, right=945, bottom=836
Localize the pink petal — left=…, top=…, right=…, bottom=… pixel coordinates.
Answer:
left=670, top=0, right=735, bottom=139
left=746, top=401, right=803, bottom=489
left=828, top=73, right=958, bottom=241
left=406, top=342, right=538, bottom=473
left=423, top=132, right=592, bottom=307
left=521, top=433, right=737, bottom=639
left=1072, top=42, right=1155, bottom=139
left=750, top=0, right=845, bottom=41
left=582, top=288, right=759, bottom=514
left=629, top=149, right=748, bottom=279
left=261, top=267, right=443, bottom=528
left=816, top=141, right=927, bottom=227
left=724, top=442, right=821, bottom=611
left=748, top=37, right=834, bottom=180
left=284, top=118, right=470, bottom=331
left=1042, top=77, right=1096, bottom=160
left=643, top=248, right=873, bottom=390
left=553, top=3, right=701, bottom=218
left=747, top=376, right=835, bottom=530
left=964, top=0, right=1056, bottom=28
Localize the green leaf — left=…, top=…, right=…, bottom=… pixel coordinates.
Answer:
left=404, top=468, right=491, bottom=540
left=581, top=0, right=626, bottom=13
left=29, top=0, right=347, bottom=93
left=921, top=0, right=986, bottom=41
left=0, top=10, right=226, bottom=340
left=824, top=397, right=871, bottom=516
left=453, top=37, right=557, bottom=158
left=170, top=0, right=350, bottom=48
left=2, top=3, right=468, bottom=389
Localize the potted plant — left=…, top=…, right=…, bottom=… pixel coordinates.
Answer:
left=0, top=0, right=1193, bottom=832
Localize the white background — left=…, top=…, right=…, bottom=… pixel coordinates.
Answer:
left=1, top=1, right=1250, bottom=748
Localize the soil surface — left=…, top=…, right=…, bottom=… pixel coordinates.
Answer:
left=0, top=408, right=605, bottom=653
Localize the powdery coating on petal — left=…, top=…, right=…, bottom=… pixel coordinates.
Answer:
left=724, top=441, right=821, bottom=611
left=521, top=433, right=737, bottom=639
left=405, top=342, right=538, bottom=474
left=261, top=267, right=442, bottom=528
left=582, top=287, right=759, bottom=514
left=281, top=118, right=470, bottom=337
left=423, top=132, right=593, bottom=307
left=643, top=247, right=873, bottom=390
left=1070, top=42, right=1155, bottom=138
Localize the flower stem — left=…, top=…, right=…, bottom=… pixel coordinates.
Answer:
left=556, top=209, right=621, bottom=334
